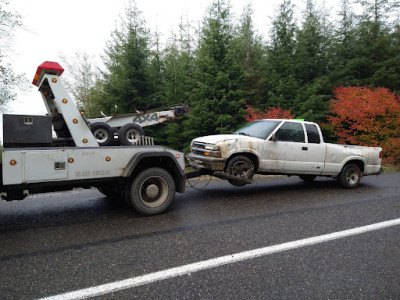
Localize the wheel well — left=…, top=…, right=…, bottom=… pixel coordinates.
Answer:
left=344, top=160, right=364, bottom=173
left=226, top=153, right=259, bottom=172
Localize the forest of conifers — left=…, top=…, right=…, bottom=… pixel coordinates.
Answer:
left=68, top=0, right=400, bottom=153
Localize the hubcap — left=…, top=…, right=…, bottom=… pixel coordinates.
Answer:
left=127, top=129, right=140, bottom=143
left=94, top=129, right=108, bottom=143
left=139, top=176, right=168, bottom=208
left=231, top=161, right=251, bottom=177
left=346, top=168, right=359, bottom=185
left=146, top=184, right=159, bottom=198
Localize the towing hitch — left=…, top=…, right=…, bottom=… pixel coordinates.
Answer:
left=213, top=171, right=253, bottom=184
left=185, top=169, right=253, bottom=184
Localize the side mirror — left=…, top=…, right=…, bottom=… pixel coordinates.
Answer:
left=270, top=133, right=276, bottom=142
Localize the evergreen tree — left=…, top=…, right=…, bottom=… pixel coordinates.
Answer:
left=148, top=29, right=165, bottom=107
left=265, top=0, right=299, bottom=110
left=98, top=0, right=154, bottom=114
left=329, top=0, right=358, bottom=85
left=357, top=0, right=400, bottom=89
left=184, top=0, right=246, bottom=140
left=292, top=0, right=333, bottom=121
left=337, top=0, right=400, bottom=88
left=163, top=17, right=195, bottom=106
left=231, top=4, right=267, bottom=108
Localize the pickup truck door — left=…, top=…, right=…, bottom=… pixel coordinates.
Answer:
left=260, top=121, right=308, bottom=173
left=304, top=123, right=326, bottom=174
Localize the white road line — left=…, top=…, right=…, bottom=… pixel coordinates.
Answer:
left=39, top=218, right=400, bottom=300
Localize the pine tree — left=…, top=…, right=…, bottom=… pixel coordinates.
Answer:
left=99, top=0, right=154, bottom=114
left=265, top=0, right=299, bottom=110
left=163, top=17, right=195, bottom=106
left=292, top=0, right=333, bottom=121
left=341, top=0, right=400, bottom=87
left=231, top=4, right=266, bottom=108
left=184, top=0, right=246, bottom=139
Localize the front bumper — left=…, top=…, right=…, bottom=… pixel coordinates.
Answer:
left=186, top=153, right=226, bottom=171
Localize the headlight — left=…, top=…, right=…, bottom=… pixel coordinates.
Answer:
left=205, top=144, right=219, bottom=151
left=191, top=142, right=222, bottom=158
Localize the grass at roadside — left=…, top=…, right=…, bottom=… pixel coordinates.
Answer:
left=383, top=164, right=400, bottom=173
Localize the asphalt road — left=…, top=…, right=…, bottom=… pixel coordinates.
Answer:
left=1, top=173, right=399, bottom=299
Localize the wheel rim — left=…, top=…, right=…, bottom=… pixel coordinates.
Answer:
left=139, top=176, right=168, bottom=208
left=345, top=167, right=359, bottom=185
left=93, top=128, right=109, bottom=143
left=231, top=161, right=252, bottom=178
left=127, top=129, right=140, bottom=143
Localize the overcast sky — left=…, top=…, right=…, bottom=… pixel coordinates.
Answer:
left=3, top=0, right=337, bottom=120
left=4, top=0, right=317, bottom=116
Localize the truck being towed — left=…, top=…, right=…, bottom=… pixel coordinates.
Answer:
left=187, top=119, right=383, bottom=188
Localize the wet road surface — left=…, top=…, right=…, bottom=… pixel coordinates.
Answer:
left=1, top=173, right=400, bottom=299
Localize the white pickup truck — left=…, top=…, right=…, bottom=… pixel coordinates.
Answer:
left=186, top=119, right=383, bottom=188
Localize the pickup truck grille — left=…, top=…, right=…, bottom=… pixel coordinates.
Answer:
left=192, top=142, right=206, bottom=150
left=191, top=142, right=207, bottom=155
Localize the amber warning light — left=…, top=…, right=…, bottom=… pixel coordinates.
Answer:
left=32, top=61, right=64, bottom=86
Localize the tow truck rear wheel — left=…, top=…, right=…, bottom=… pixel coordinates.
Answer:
left=338, top=163, right=361, bottom=189
left=125, top=167, right=175, bottom=215
left=90, top=122, right=114, bottom=146
left=225, top=155, right=255, bottom=187
left=118, top=123, right=145, bottom=146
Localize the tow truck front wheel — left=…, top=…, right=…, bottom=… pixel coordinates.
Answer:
left=125, top=168, right=175, bottom=215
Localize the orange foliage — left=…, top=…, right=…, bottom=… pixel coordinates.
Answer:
left=328, top=86, right=400, bottom=164
left=244, top=104, right=296, bottom=121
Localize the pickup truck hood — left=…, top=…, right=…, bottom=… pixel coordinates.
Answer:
left=192, top=134, right=254, bottom=145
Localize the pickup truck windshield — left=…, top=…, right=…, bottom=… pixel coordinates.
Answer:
left=234, top=120, right=281, bottom=139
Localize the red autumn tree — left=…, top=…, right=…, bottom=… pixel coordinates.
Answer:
left=328, top=86, right=400, bottom=164
left=244, top=104, right=296, bottom=122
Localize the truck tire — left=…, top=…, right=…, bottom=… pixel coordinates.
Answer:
left=125, top=167, right=175, bottom=215
left=299, top=175, right=317, bottom=183
left=90, top=122, right=114, bottom=146
left=338, top=163, right=361, bottom=189
left=225, top=155, right=255, bottom=187
left=118, top=123, right=145, bottom=146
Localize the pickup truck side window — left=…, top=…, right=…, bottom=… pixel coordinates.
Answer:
left=305, top=124, right=321, bottom=144
left=275, top=122, right=305, bottom=143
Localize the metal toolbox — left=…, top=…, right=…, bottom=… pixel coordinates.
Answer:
left=2, top=114, right=52, bottom=145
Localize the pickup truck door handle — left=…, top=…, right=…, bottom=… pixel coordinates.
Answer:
left=302, top=146, right=308, bottom=151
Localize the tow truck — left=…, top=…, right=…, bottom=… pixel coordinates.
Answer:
left=0, top=61, right=186, bottom=215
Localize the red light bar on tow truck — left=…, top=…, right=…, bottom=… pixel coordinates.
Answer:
left=32, top=61, right=64, bottom=87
